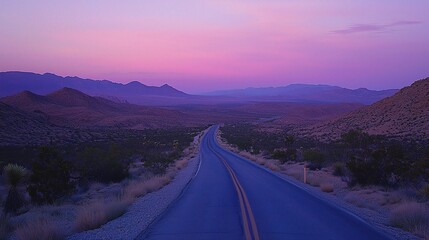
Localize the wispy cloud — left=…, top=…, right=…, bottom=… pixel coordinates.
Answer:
left=333, top=20, right=421, bottom=34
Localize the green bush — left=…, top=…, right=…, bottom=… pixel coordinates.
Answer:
left=79, top=145, right=129, bottom=183
left=272, top=148, right=297, bottom=164
left=303, top=149, right=325, bottom=170
left=346, top=156, right=380, bottom=186
left=332, top=162, right=346, bottom=176
left=341, top=129, right=372, bottom=148
left=346, top=145, right=416, bottom=186
left=143, top=151, right=179, bottom=174
left=27, top=147, right=75, bottom=204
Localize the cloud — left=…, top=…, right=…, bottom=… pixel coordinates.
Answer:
left=333, top=20, right=421, bottom=34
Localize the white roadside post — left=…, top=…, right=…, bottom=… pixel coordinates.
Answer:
left=304, top=166, right=308, bottom=184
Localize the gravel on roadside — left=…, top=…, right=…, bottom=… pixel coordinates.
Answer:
left=67, top=154, right=201, bottom=240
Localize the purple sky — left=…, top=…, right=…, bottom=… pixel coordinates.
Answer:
left=1, top=1, right=428, bottom=93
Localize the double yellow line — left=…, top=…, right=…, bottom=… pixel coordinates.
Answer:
left=208, top=139, right=260, bottom=240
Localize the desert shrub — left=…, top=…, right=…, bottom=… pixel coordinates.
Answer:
left=390, top=202, right=429, bottom=238
left=303, top=149, right=325, bottom=170
left=79, top=145, right=129, bottom=183
left=143, top=152, right=178, bottom=174
left=27, top=147, right=75, bottom=204
left=346, top=145, right=418, bottom=186
left=341, top=129, right=372, bottom=148
left=332, top=162, right=346, bottom=176
left=15, top=218, right=65, bottom=240
left=420, top=184, right=429, bottom=200
left=346, top=156, right=381, bottom=186
left=3, top=164, right=27, bottom=187
left=265, top=161, right=281, bottom=172
left=272, top=148, right=297, bottom=164
left=284, top=135, right=295, bottom=145
left=320, top=183, right=334, bottom=193
left=3, top=164, right=27, bottom=214
left=74, top=200, right=128, bottom=231
left=306, top=175, right=322, bottom=187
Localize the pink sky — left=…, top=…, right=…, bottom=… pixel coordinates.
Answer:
left=1, top=1, right=428, bottom=93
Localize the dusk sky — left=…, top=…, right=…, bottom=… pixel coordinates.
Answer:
left=1, top=1, right=428, bottom=93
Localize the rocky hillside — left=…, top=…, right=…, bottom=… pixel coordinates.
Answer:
left=299, top=77, right=429, bottom=141
left=0, top=102, right=82, bottom=145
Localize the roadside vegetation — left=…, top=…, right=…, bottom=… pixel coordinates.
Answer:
left=220, top=123, right=429, bottom=239
left=221, top=124, right=429, bottom=188
left=0, top=127, right=204, bottom=239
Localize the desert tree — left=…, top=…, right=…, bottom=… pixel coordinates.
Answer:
left=27, top=147, right=75, bottom=204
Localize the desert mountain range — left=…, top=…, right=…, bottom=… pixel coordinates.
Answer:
left=0, top=71, right=397, bottom=106
left=205, top=84, right=398, bottom=105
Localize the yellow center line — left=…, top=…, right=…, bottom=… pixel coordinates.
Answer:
left=223, top=159, right=252, bottom=240
left=225, top=163, right=260, bottom=240
left=208, top=138, right=260, bottom=240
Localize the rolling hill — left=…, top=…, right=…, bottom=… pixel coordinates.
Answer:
left=0, top=102, right=73, bottom=145
left=298, top=77, right=429, bottom=141
left=1, top=88, right=196, bottom=128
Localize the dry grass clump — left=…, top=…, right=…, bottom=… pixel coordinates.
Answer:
left=123, top=175, right=172, bottom=200
left=175, top=159, right=188, bottom=170
left=255, top=158, right=265, bottom=166
left=238, top=151, right=257, bottom=162
left=414, top=225, right=429, bottom=240
left=306, top=175, right=322, bottom=187
left=382, top=192, right=402, bottom=206
left=320, top=183, right=334, bottom=193
left=15, top=218, right=65, bottom=240
left=74, top=200, right=128, bottom=232
left=265, top=161, right=281, bottom=172
left=390, top=202, right=429, bottom=239
left=283, top=166, right=303, bottom=181
left=344, top=193, right=367, bottom=208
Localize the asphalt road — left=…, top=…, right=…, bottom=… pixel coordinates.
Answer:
left=138, top=126, right=391, bottom=240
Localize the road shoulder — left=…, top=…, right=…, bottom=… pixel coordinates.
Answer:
left=67, top=132, right=206, bottom=240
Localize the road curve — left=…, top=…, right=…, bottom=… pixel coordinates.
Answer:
left=137, top=126, right=391, bottom=240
